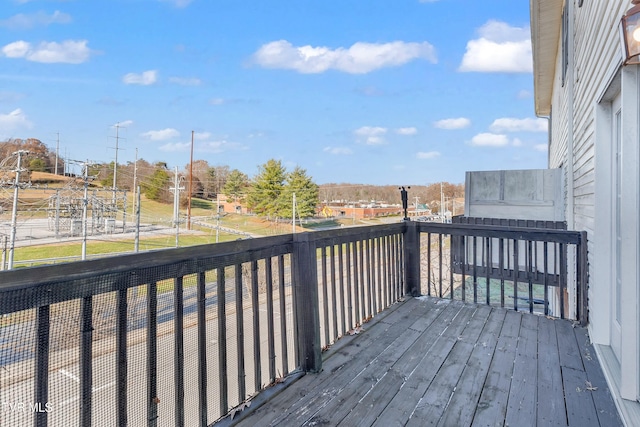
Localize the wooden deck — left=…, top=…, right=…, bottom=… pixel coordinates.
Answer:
left=229, top=296, right=622, bottom=427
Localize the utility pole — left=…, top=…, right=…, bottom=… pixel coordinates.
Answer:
left=55, top=132, right=60, bottom=176
left=132, top=147, right=138, bottom=220
left=112, top=123, right=120, bottom=205
left=8, top=150, right=29, bottom=270
left=81, top=161, right=90, bottom=260
left=188, top=131, right=194, bottom=230
left=170, top=167, right=184, bottom=247
left=55, top=189, right=60, bottom=238
left=135, top=186, right=140, bottom=252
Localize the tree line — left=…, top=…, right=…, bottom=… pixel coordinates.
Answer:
left=1, top=138, right=463, bottom=218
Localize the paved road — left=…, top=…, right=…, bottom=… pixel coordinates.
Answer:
left=1, top=293, right=297, bottom=427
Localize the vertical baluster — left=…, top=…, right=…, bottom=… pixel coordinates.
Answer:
left=321, top=247, right=330, bottom=346
left=559, top=243, right=566, bottom=319
left=528, top=241, right=534, bottom=313
left=393, top=234, right=399, bottom=300
left=382, top=236, right=389, bottom=306
left=513, top=240, right=519, bottom=312
left=543, top=242, right=549, bottom=316
left=196, top=272, right=208, bottom=426
left=461, top=235, right=466, bottom=302
left=235, top=265, right=246, bottom=401
left=359, top=240, right=366, bottom=320
left=449, top=234, right=454, bottom=300
left=346, top=242, right=354, bottom=331
left=277, top=255, right=289, bottom=375
left=147, top=282, right=158, bottom=427
left=362, top=239, right=373, bottom=319
left=376, top=237, right=382, bottom=311
left=265, top=259, right=276, bottom=383
left=250, top=261, right=261, bottom=390
left=426, top=233, right=431, bottom=296
left=399, top=233, right=405, bottom=296
left=384, top=236, right=393, bottom=305
left=330, top=245, right=338, bottom=341
left=80, top=296, right=93, bottom=427
left=173, top=277, right=184, bottom=427
left=117, top=287, right=128, bottom=427
left=499, top=238, right=505, bottom=308
left=338, top=244, right=347, bottom=337
left=438, top=233, right=443, bottom=298
left=485, top=237, right=491, bottom=306
left=352, top=242, right=360, bottom=325
left=34, top=305, right=50, bottom=427
left=367, top=239, right=375, bottom=315
left=472, top=236, right=477, bottom=304
left=217, top=268, right=228, bottom=416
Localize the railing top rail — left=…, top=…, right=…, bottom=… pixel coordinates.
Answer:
left=312, top=222, right=405, bottom=247
left=415, top=221, right=583, bottom=244
left=0, top=233, right=293, bottom=291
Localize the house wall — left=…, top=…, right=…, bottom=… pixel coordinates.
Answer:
left=540, top=0, right=639, bottom=415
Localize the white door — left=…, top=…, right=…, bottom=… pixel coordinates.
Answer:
left=611, top=94, right=622, bottom=362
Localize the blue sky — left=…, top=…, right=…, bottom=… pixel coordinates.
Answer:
left=0, top=0, right=547, bottom=185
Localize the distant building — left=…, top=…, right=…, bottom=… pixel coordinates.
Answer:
left=320, top=203, right=402, bottom=220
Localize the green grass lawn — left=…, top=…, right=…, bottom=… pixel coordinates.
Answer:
left=13, top=233, right=241, bottom=265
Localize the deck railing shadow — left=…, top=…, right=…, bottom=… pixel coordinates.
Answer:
left=0, top=219, right=587, bottom=426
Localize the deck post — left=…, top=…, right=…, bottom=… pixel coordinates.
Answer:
left=578, top=231, right=589, bottom=326
left=292, top=232, right=322, bottom=373
left=403, top=220, right=421, bottom=296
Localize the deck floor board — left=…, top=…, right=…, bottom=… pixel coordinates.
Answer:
left=232, top=297, right=623, bottom=427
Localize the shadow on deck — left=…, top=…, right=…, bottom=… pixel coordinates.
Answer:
left=228, top=296, right=621, bottom=427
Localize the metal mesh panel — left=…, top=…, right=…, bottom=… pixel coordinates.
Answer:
left=1, top=308, right=38, bottom=426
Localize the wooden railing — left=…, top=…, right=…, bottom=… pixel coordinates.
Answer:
left=0, top=220, right=587, bottom=426
left=403, top=220, right=588, bottom=325
left=0, top=224, right=405, bottom=427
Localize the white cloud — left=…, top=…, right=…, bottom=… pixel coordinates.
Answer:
left=416, top=151, right=440, bottom=159
left=517, top=89, right=532, bottom=99
left=210, top=98, right=225, bottom=105
left=433, top=117, right=471, bottom=130
left=0, top=11, right=72, bottom=30
left=354, top=126, right=388, bottom=145
left=534, top=143, right=548, bottom=152
left=470, top=133, right=509, bottom=147
left=112, top=120, right=134, bottom=128
left=2, top=39, right=93, bottom=64
left=193, top=132, right=211, bottom=140
left=324, top=146, right=354, bottom=155
left=169, top=76, right=202, bottom=86
left=489, top=117, right=548, bottom=133
left=459, top=21, right=532, bottom=73
left=141, top=128, right=180, bottom=141
left=512, top=138, right=523, bottom=147
left=123, top=70, right=158, bottom=85
left=252, top=39, right=437, bottom=74
left=0, top=108, right=32, bottom=132
left=159, top=142, right=190, bottom=152
left=396, top=127, right=418, bottom=136
left=200, top=140, right=247, bottom=153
